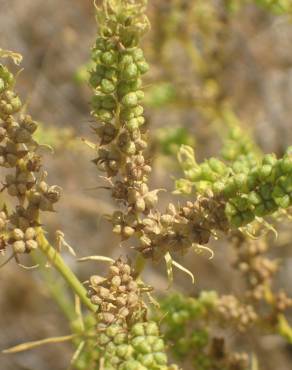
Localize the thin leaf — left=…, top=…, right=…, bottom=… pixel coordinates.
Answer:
left=2, top=334, right=76, bottom=354
left=172, top=259, right=195, bottom=284
left=78, top=255, right=114, bottom=263
left=56, top=230, right=76, bottom=257
left=193, top=244, right=214, bottom=260
left=81, top=138, right=96, bottom=149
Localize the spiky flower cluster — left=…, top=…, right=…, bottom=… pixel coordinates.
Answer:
left=216, top=295, right=257, bottom=332
left=231, top=232, right=292, bottom=319
left=0, top=63, right=61, bottom=260
left=89, top=0, right=233, bottom=261
left=177, top=143, right=292, bottom=228
left=159, top=292, right=250, bottom=370
left=90, top=0, right=151, bottom=201
left=134, top=197, right=229, bottom=260
left=88, top=258, right=147, bottom=326
left=232, top=234, right=279, bottom=301
left=87, top=259, right=177, bottom=370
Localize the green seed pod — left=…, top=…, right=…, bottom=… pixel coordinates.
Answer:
left=105, top=68, right=117, bottom=80
left=133, top=105, right=144, bottom=117
left=280, top=157, right=292, bottom=174
left=95, top=37, right=106, bottom=51
left=241, top=210, right=255, bottom=225
left=107, top=355, right=121, bottom=366
left=91, top=48, right=102, bottom=62
left=248, top=191, right=262, bottom=205
left=212, top=181, right=225, bottom=194
left=95, top=109, right=113, bottom=122
left=131, top=323, right=146, bottom=337
left=254, top=204, right=267, bottom=217
left=225, top=202, right=237, bottom=217
left=105, top=341, right=117, bottom=354
left=266, top=199, right=277, bottom=211
left=208, top=158, right=226, bottom=175
left=131, top=48, right=144, bottom=62
left=145, top=322, right=159, bottom=336
left=278, top=176, right=292, bottom=193
left=126, top=118, right=140, bottom=131
left=153, top=352, right=168, bottom=365
left=101, top=51, right=117, bottom=66
left=135, top=90, right=145, bottom=101
left=272, top=185, right=286, bottom=199
left=223, top=179, right=238, bottom=197
left=247, top=170, right=258, bottom=190
left=119, top=54, right=134, bottom=67
left=137, top=353, right=155, bottom=367
left=106, top=324, right=122, bottom=338
left=234, top=173, right=248, bottom=193
left=274, top=194, right=290, bottom=208
left=120, top=107, right=135, bottom=121
left=91, top=94, right=102, bottom=110
left=259, top=184, right=272, bottom=200
left=199, top=163, right=216, bottom=182
left=136, top=116, right=145, bottom=125
left=119, top=360, right=146, bottom=370
left=152, top=338, right=165, bottom=352
left=101, top=78, right=116, bottom=94
left=262, top=153, right=277, bottom=166
left=230, top=214, right=243, bottom=228
left=122, top=63, right=138, bottom=80
left=89, top=73, right=102, bottom=88
left=124, top=141, right=136, bottom=155
left=102, top=95, right=116, bottom=110
left=258, top=164, right=273, bottom=181
left=136, top=61, right=149, bottom=74
left=116, top=344, right=133, bottom=359
left=0, top=65, right=14, bottom=88
left=114, top=332, right=127, bottom=345
left=122, top=92, right=138, bottom=107
left=132, top=336, right=152, bottom=354
left=232, top=161, right=249, bottom=174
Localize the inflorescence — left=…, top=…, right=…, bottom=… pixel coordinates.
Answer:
left=0, top=63, right=61, bottom=263
left=87, top=258, right=177, bottom=369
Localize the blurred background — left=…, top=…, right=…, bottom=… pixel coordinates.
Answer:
left=0, top=0, right=292, bottom=369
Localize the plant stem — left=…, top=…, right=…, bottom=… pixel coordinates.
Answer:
left=32, top=252, right=76, bottom=321
left=36, top=231, right=96, bottom=313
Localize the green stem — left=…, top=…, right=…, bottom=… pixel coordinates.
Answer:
left=32, top=252, right=76, bottom=321
left=36, top=231, right=96, bottom=313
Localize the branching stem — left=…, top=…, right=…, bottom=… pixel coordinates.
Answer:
left=36, top=231, right=96, bottom=313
